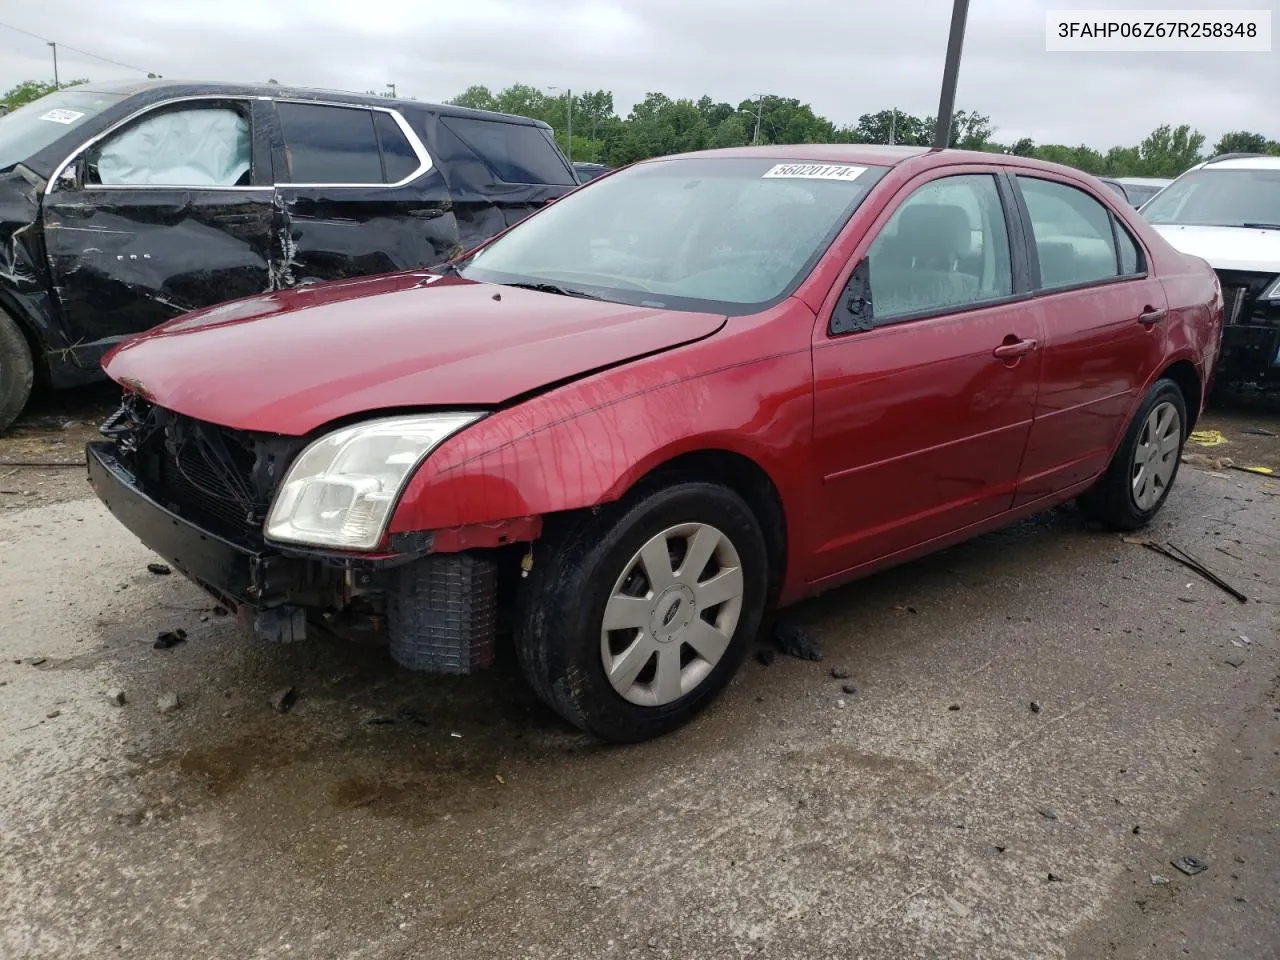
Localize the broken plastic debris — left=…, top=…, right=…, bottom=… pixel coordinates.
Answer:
left=153, top=629, right=187, bottom=650
left=1188, top=429, right=1227, bottom=447
left=146, top=562, right=172, bottom=575
left=1172, top=856, right=1207, bottom=876
left=450, top=731, right=463, bottom=739
left=1150, top=874, right=1171, bottom=885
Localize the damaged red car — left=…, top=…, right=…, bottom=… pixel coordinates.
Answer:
left=88, top=145, right=1223, bottom=742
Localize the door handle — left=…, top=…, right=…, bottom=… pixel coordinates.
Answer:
left=992, top=338, right=1038, bottom=360
left=1137, top=307, right=1167, bottom=326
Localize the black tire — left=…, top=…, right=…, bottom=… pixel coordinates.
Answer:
left=516, top=482, right=770, bottom=743
left=0, top=309, right=34, bottom=434
left=1077, top=378, right=1187, bottom=530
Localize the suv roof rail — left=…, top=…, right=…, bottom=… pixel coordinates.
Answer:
left=1204, top=152, right=1269, bottom=164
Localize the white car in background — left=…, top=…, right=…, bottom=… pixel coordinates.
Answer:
left=1142, top=153, right=1280, bottom=393
left=1115, top=176, right=1173, bottom=208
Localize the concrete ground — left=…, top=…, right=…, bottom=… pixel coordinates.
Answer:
left=0, top=397, right=1277, bottom=960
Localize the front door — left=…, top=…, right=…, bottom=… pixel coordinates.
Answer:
left=808, top=169, right=1043, bottom=583
left=40, top=97, right=275, bottom=355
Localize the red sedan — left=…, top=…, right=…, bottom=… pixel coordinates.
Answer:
left=88, top=145, right=1223, bottom=742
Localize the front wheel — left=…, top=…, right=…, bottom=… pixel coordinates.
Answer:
left=0, top=309, right=34, bottom=434
left=516, top=482, right=770, bottom=742
left=1077, top=378, right=1187, bottom=530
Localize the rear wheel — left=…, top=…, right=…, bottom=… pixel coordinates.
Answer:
left=0, top=309, right=34, bottom=434
left=516, top=482, right=769, bottom=742
left=1078, top=378, right=1186, bottom=530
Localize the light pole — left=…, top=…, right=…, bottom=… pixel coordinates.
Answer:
left=752, top=94, right=765, bottom=145
left=547, top=86, right=572, bottom=163
left=933, top=0, right=971, bottom=149
left=386, top=82, right=396, bottom=98
left=47, top=41, right=59, bottom=88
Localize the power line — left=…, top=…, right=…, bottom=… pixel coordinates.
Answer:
left=0, top=20, right=151, bottom=75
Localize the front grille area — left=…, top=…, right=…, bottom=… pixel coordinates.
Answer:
left=1221, top=284, right=1248, bottom=325
left=1214, top=270, right=1277, bottom=327
left=105, top=397, right=307, bottom=541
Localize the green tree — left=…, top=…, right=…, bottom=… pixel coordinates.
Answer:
left=1010, top=137, right=1036, bottom=156
left=2, top=78, right=89, bottom=110
left=1212, top=130, right=1270, bottom=156
left=447, top=85, right=499, bottom=112
left=1137, top=124, right=1205, bottom=177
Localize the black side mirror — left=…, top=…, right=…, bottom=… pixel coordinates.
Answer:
left=829, top=257, right=874, bottom=335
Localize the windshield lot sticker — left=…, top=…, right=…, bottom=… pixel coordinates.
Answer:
left=762, top=163, right=866, bottom=181
left=39, top=109, right=85, bottom=124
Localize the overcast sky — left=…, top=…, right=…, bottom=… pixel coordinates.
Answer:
left=1, top=0, right=1274, bottom=148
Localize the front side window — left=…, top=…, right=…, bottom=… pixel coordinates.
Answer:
left=277, top=102, right=384, bottom=185
left=0, top=89, right=123, bottom=172
left=460, top=157, right=888, bottom=313
left=865, top=173, right=1013, bottom=322
left=1018, top=176, right=1121, bottom=289
left=1141, top=167, right=1280, bottom=228
left=89, top=104, right=251, bottom=187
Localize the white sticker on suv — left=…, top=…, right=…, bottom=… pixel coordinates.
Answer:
left=762, top=163, right=866, bottom=181
left=39, top=109, right=85, bottom=124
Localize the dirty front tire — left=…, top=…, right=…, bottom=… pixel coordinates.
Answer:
left=517, top=482, right=769, bottom=743
left=0, top=309, right=34, bottom=434
left=1077, top=378, right=1187, bottom=530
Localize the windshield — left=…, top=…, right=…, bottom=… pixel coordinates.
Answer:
left=0, top=89, right=124, bottom=172
left=460, top=157, right=888, bottom=313
left=1141, top=167, right=1280, bottom=227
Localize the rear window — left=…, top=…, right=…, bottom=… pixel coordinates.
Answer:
left=373, top=111, right=419, bottom=183
left=441, top=116, right=574, bottom=185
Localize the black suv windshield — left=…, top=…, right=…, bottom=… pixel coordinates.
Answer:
left=460, top=157, right=888, bottom=313
left=1142, top=167, right=1280, bottom=227
left=0, top=89, right=124, bottom=172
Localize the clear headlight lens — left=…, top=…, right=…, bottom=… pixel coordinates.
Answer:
left=1261, top=276, right=1280, bottom=301
left=265, top=413, right=482, bottom=550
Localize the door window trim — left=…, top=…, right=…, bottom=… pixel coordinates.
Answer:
left=271, top=98, right=433, bottom=189
left=1010, top=172, right=1151, bottom=297
left=45, top=94, right=270, bottom=195
left=825, top=168, right=1029, bottom=336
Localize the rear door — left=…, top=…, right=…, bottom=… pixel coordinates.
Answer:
left=269, top=99, right=456, bottom=282
left=1008, top=174, right=1168, bottom=505
left=40, top=96, right=274, bottom=350
left=808, top=167, right=1043, bottom=583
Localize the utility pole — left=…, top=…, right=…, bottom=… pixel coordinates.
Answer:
left=933, top=0, right=971, bottom=149
left=889, top=109, right=896, bottom=146
left=47, top=41, right=59, bottom=88
left=566, top=88, right=572, bottom=164
left=752, top=95, right=764, bottom=145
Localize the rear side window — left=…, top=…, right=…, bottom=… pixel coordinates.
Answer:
left=277, top=102, right=383, bottom=184
left=373, top=111, right=419, bottom=183
left=1115, top=221, right=1144, bottom=276
left=1017, top=176, right=1121, bottom=290
left=441, top=117, right=574, bottom=185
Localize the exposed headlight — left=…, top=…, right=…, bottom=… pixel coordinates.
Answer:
left=1261, top=276, right=1280, bottom=301
left=265, top=413, right=483, bottom=550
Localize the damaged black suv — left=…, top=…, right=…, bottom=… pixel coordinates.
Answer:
left=0, top=80, right=577, bottom=431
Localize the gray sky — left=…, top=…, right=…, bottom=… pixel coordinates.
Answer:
left=1, top=0, right=1274, bottom=149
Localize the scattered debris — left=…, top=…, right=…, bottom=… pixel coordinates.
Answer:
left=45, top=709, right=60, bottom=719
left=1046, top=872, right=1064, bottom=882
left=212, top=605, right=229, bottom=617
left=365, top=715, right=396, bottom=725
left=106, top=689, right=127, bottom=706
left=893, top=604, right=919, bottom=614
left=495, top=774, right=505, bottom=785
left=1241, top=425, right=1277, bottom=437
left=1150, top=874, right=1171, bottom=885
left=1132, top=825, right=1141, bottom=835
left=153, top=629, right=187, bottom=650
left=1172, top=856, right=1207, bottom=876
left=1181, top=453, right=1234, bottom=471
left=1188, top=429, right=1227, bottom=447
left=994, top=845, right=1006, bottom=854
left=1232, top=464, right=1275, bottom=476
left=830, top=666, right=852, bottom=680
left=146, top=562, right=172, bottom=576
left=450, top=731, right=463, bottom=739
left=948, top=704, right=961, bottom=711
left=30, top=657, right=46, bottom=667
left=1123, top=537, right=1248, bottom=603
left=1030, top=701, right=1041, bottom=714
left=1225, top=655, right=1245, bottom=668
left=841, top=683, right=857, bottom=695
left=772, top=620, right=822, bottom=661
left=1038, top=807, right=1059, bottom=821
left=270, top=686, right=298, bottom=714
left=755, top=647, right=776, bottom=666
left=835, top=699, right=846, bottom=710
left=156, top=692, right=181, bottom=714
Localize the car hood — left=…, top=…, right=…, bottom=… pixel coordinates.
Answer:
left=103, top=272, right=726, bottom=435
left=1149, top=223, right=1280, bottom=273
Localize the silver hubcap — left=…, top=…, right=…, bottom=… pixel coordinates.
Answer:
left=1131, top=400, right=1181, bottom=511
left=600, top=522, right=744, bottom=707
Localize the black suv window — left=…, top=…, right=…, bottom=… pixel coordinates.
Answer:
left=373, top=111, right=419, bottom=183
left=441, top=116, right=574, bottom=185
left=277, top=102, right=385, bottom=185
left=88, top=103, right=251, bottom=187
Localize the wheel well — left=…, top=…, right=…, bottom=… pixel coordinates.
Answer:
left=1159, top=360, right=1201, bottom=432
left=629, top=449, right=788, bottom=602
left=0, top=299, right=48, bottom=390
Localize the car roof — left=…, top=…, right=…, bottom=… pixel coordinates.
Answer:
left=68, top=78, right=554, bottom=128
left=1199, top=154, right=1280, bottom=171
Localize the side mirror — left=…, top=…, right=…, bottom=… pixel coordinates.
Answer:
left=829, top=258, right=874, bottom=335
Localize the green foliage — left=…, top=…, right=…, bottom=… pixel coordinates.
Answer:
left=2, top=78, right=89, bottom=111
left=1212, top=130, right=1280, bottom=156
